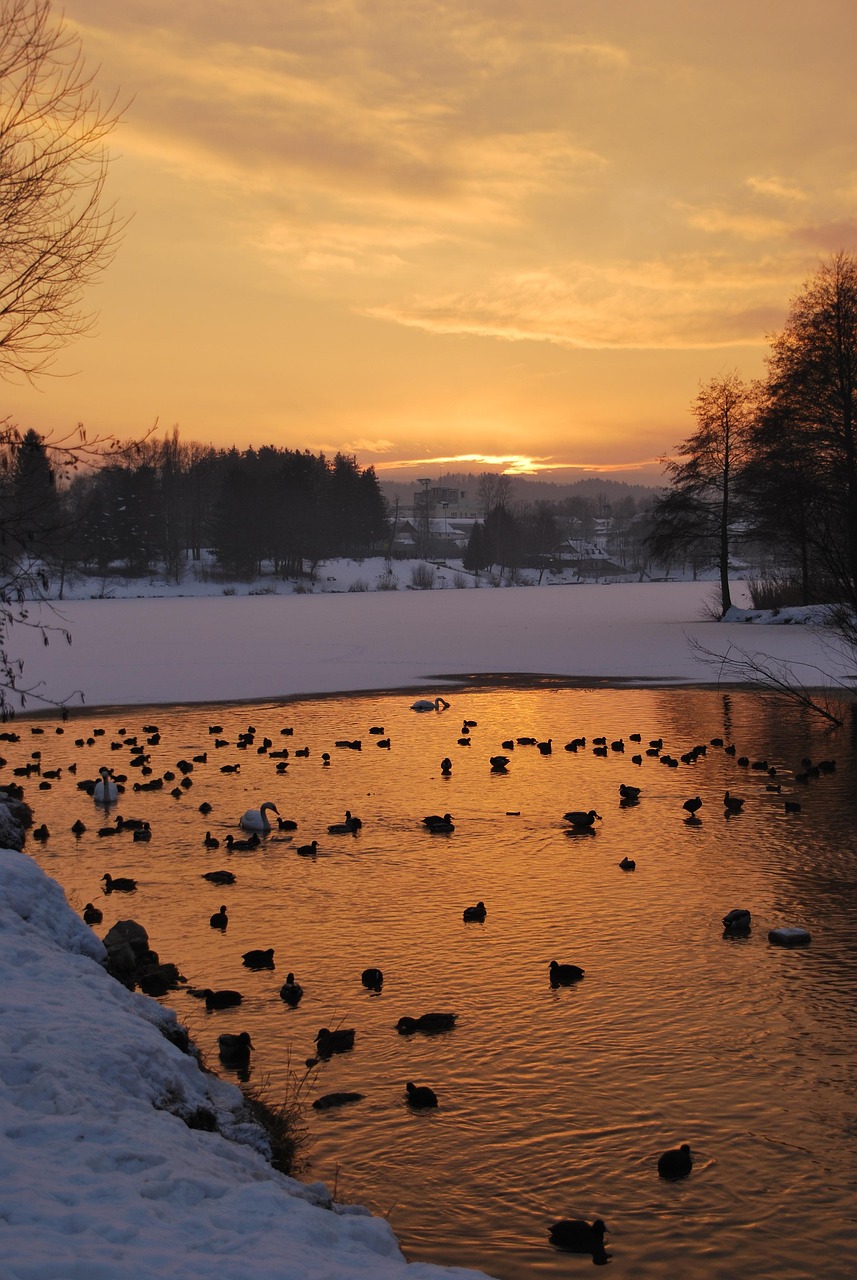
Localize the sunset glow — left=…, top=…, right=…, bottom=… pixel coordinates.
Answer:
left=5, top=1, right=856, bottom=481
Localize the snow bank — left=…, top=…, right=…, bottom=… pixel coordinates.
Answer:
left=0, top=848, right=490, bottom=1280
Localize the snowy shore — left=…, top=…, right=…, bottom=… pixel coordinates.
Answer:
left=0, top=848, right=489, bottom=1280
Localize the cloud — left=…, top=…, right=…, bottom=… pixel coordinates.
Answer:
left=746, top=175, right=807, bottom=202
left=363, top=255, right=789, bottom=350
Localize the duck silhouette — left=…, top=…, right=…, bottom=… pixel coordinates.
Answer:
left=658, top=1142, right=693, bottom=1179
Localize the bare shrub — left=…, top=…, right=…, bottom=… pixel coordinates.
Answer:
left=745, top=574, right=806, bottom=610
left=411, top=563, right=436, bottom=589
left=347, top=579, right=368, bottom=592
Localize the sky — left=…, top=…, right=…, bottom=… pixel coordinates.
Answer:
left=4, top=0, right=857, bottom=481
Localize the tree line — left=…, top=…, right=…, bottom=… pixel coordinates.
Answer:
left=648, top=252, right=857, bottom=620
left=2, top=432, right=391, bottom=589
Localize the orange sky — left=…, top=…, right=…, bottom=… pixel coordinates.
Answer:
left=5, top=0, right=856, bottom=482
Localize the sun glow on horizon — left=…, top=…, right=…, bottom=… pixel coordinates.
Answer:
left=373, top=453, right=663, bottom=477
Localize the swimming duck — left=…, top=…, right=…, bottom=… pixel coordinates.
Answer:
left=83, top=902, right=103, bottom=925
left=396, top=1012, right=457, bottom=1035
left=361, top=967, right=383, bottom=991
left=202, top=869, right=235, bottom=885
left=619, top=856, right=636, bottom=870
left=405, top=1081, right=438, bottom=1108
left=203, top=988, right=242, bottom=1010
left=463, top=901, right=487, bottom=922
left=549, top=960, right=585, bottom=985
left=619, top=783, right=641, bottom=804
left=203, top=832, right=220, bottom=848
left=242, top=947, right=275, bottom=969
left=296, top=840, right=319, bottom=857
left=209, top=905, right=228, bottom=929
left=563, top=809, right=601, bottom=828
left=224, top=833, right=261, bottom=851
left=722, top=908, right=751, bottom=931
left=279, top=973, right=304, bottom=1006
left=548, top=1218, right=607, bottom=1253
left=723, top=790, right=744, bottom=812
left=217, top=1031, right=253, bottom=1063
left=101, top=872, right=137, bottom=893
left=315, top=1027, right=355, bottom=1057
left=422, top=813, right=454, bottom=832
left=657, top=1142, right=693, bottom=1179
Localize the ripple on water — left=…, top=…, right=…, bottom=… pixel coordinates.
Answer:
left=18, top=685, right=857, bottom=1280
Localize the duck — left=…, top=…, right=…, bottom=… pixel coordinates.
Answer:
left=361, top=967, right=383, bottom=991
left=463, top=901, right=487, bottom=922
left=422, top=813, right=454, bottom=832
left=93, top=767, right=118, bottom=805
left=71, top=819, right=86, bottom=836
left=440, top=757, right=452, bottom=775
left=224, top=833, right=261, bottom=852
left=217, top=1031, right=253, bottom=1063
left=549, top=960, right=585, bottom=985
left=242, top=947, right=275, bottom=969
left=619, top=856, right=636, bottom=870
left=296, top=840, right=319, bottom=857
left=279, top=973, right=304, bottom=1006
left=327, top=810, right=362, bottom=834
left=548, top=1218, right=607, bottom=1253
left=32, top=824, right=49, bottom=841
left=315, top=1027, right=355, bottom=1057
left=723, top=790, right=744, bottom=812
left=209, top=905, right=228, bottom=929
left=619, top=783, right=641, bottom=804
left=411, top=696, right=450, bottom=711
left=101, top=872, right=137, bottom=893
left=203, top=988, right=242, bottom=1010
left=203, top=831, right=220, bottom=848
left=133, top=826, right=152, bottom=842
left=657, top=1142, right=693, bottom=1179
left=563, top=809, right=601, bottom=828
left=277, top=817, right=299, bottom=831
left=405, top=1081, right=438, bottom=1109
left=202, top=869, right=235, bottom=885
left=312, top=1091, right=365, bottom=1111
left=722, top=908, right=751, bottom=931
left=489, top=756, right=509, bottom=772
left=83, top=902, right=103, bottom=925
left=239, top=801, right=279, bottom=833
left=396, top=1012, right=457, bottom=1035
left=682, top=796, right=703, bottom=817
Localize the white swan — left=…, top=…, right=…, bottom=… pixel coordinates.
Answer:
left=239, top=801, right=279, bottom=833
left=93, top=767, right=118, bottom=805
left=411, top=696, right=450, bottom=712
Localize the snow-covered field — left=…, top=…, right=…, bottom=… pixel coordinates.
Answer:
left=1, top=574, right=852, bottom=1279
left=9, top=575, right=853, bottom=712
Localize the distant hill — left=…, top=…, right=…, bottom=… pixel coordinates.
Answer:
left=380, top=472, right=660, bottom=508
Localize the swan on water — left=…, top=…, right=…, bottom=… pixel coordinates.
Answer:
left=411, top=696, right=451, bottom=712
left=93, top=767, right=118, bottom=805
left=240, top=801, right=279, bottom=832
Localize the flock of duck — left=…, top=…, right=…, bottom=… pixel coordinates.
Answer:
left=2, top=693, right=838, bottom=1267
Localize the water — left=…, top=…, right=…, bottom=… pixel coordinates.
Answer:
left=14, top=684, right=857, bottom=1279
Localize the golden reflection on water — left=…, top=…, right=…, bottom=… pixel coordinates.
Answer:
left=15, top=686, right=857, bottom=1280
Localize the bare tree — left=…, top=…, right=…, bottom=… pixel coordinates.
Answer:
left=647, top=372, right=757, bottom=615
left=0, top=0, right=123, bottom=381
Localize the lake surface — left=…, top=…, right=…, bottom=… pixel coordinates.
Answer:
left=14, top=684, right=857, bottom=1279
